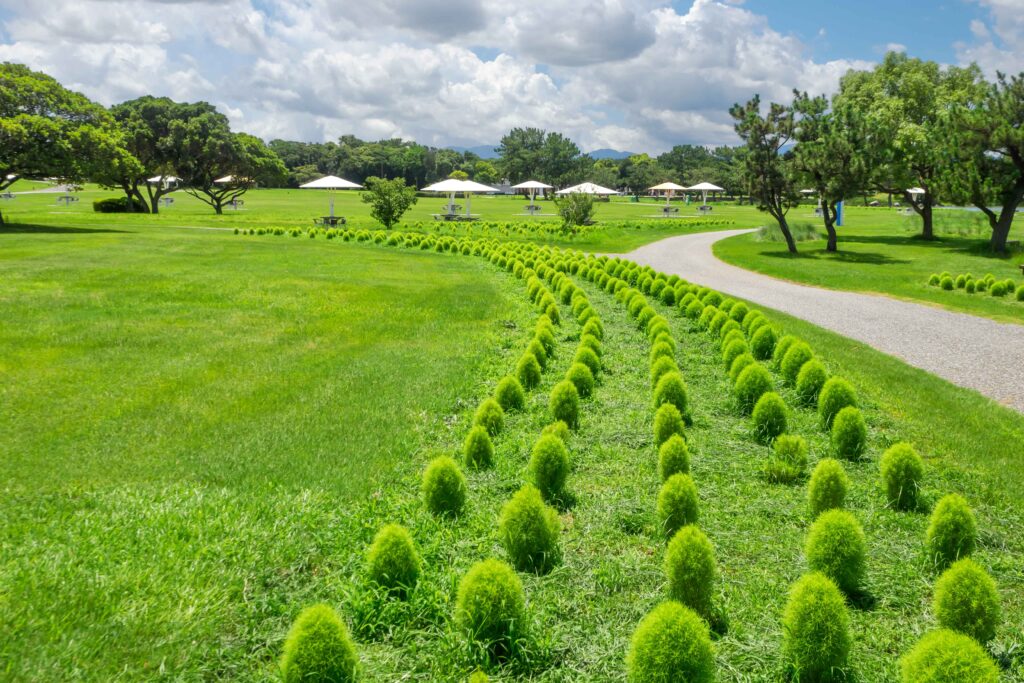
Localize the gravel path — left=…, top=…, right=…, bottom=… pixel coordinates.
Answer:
left=625, top=229, right=1024, bottom=413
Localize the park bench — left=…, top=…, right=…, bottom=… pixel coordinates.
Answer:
left=56, top=195, right=79, bottom=206
left=660, top=206, right=680, bottom=216
left=697, top=205, right=713, bottom=214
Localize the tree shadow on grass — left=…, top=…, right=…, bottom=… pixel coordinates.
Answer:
left=0, top=223, right=131, bottom=235
left=842, top=233, right=1021, bottom=260
left=756, top=249, right=911, bottom=266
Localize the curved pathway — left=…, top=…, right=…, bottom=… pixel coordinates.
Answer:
left=626, top=229, right=1024, bottom=413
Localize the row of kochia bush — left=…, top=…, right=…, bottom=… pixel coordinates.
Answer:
left=929, top=270, right=1024, bottom=301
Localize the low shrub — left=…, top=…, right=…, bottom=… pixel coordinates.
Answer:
left=626, top=602, right=715, bottom=683
left=749, top=325, right=777, bottom=360
left=728, top=353, right=756, bottom=384
left=653, top=372, right=689, bottom=417
left=954, top=274, right=967, bottom=289
left=808, top=458, right=849, bottom=517
left=729, top=301, right=749, bottom=322
left=880, top=442, right=924, bottom=510
left=565, top=362, right=595, bottom=398
left=899, top=629, right=1000, bottom=683
left=818, top=377, right=857, bottom=429
left=495, top=375, right=526, bottom=412
left=763, top=434, right=808, bottom=483
left=280, top=604, right=359, bottom=683
left=528, top=434, right=570, bottom=501
left=940, top=276, right=954, bottom=290
left=703, top=291, right=723, bottom=307
left=734, top=363, right=774, bottom=414
left=649, top=340, right=675, bottom=364
left=421, top=456, right=467, bottom=517
left=741, top=309, right=764, bottom=332
left=933, top=558, right=1001, bottom=644
left=574, top=346, right=602, bottom=376
left=831, top=406, right=867, bottom=459
left=92, top=196, right=147, bottom=213
left=583, top=317, right=604, bottom=340
left=927, top=273, right=940, bottom=286
left=526, top=339, right=548, bottom=370
left=1016, top=284, right=1024, bottom=301
left=751, top=391, right=788, bottom=443
left=455, top=559, right=526, bottom=652
left=653, top=402, right=685, bottom=446
left=658, top=434, right=690, bottom=481
left=805, top=509, right=866, bottom=595
left=665, top=525, right=717, bottom=620
left=795, top=359, right=828, bottom=405
left=549, top=379, right=581, bottom=429
left=722, top=338, right=749, bottom=370
left=535, top=327, right=556, bottom=356
left=781, top=573, right=851, bottom=683
left=722, top=328, right=745, bottom=351
left=498, top=485, right=562, bottom=573
left=463, top=426, right=494, bottom=469
left=657, top=473, right=699, bottom=539
left=541, top=420, right=570, bottom=442
left=366, top=524, right=421, bottom=595
left=685, top=299, right=705, bottom=319
left=718, top=319, right=742, bottom=342
left=780, top=341, right=814, bottom=386
left=772, top=334, right=798, bottom=368
left=697, top=305, right=719, bottom=330
left=976, top=278, right=990, bottom=292
left=579, top=333, right=602, bottom=358
left=927, top=494, right=977, bottom=567
left=473, top=398, right=505, bottom=437
left=650, top=355, right=679, bottom=388
left=989, top=281, right=1007, bottom=297
left=709, top=310, right=729, bottom=335
left=516, top=353, right=542, bottom=390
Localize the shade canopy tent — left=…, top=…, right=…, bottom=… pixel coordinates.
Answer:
left=648, top=181, right=687, bottom=206
left=299, top=175, right=363, bottom=218
left=686, top=181, right=724, bottom=206
left=421, top=178, right=497, bottom=218
left=906, top=187, right=926, bottom=199
left=146, top=175, right=180, bottom=188
left=512, top=180, right=553, bottom=212
left=556, top=182, right=620, bottom=196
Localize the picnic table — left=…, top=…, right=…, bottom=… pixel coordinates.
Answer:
left=56, top=195, right=79, bottom=206
left=226, top=198, right=245, bottom=210
left=314, top=216, right=345, bottom=227
left=159, top=197, right=175, bottom=207
left=697, top=204, right=713, bottom=214
left=524, top=204, right=542, bottom=214
left=660, top=206, right=680, bottom=216
left=432, top=213, right=479, bottom=222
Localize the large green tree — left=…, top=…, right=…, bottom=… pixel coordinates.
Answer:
left=497, top=127, right=585, bottom=186
left=361, top=176, right=417, bottom=229
left=0, top=62, right=112, bottom=224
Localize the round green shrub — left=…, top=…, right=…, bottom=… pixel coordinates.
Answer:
left=933, top=558, right=1001, bottom=643
left=880, top=442, right=924, bottom=510
left=781, top=573, right=851, bottom=683
left=498, top=484, right=561, bottom=573
left=772, top=334, right=798, bottom=368
left=495, top=375, right=526, bottom=412
left=473, top=398, right=505, bottom=437
left=796, top=359, right=828, bottom=405
left=574, top=346, right=601, bottom=377
left=734, top=363, right=774, bottom=414
left=653, top=402, right=685, bottom=447
left=421, top=455, right=467, bottom=517
left=657, top=473, right=699, bottom=539
left=280, top=604, right=359, bottom=683
left=747, top=315, right=769, bottom=337
left=541, top=420, right=570, bottom=442
left=535, top=327, right=556, bottom=356
left=728, top=353, right=756, bottom=385
left=637, top=306, right=656, bottom=329
left=580, top=333, right=603, bottom=358
left=780, top=341, right=814, bottom=386
left=1002, top=278, right=1015, bottom=291
left=665, top=525, right=717, bottom=620
left=718, top=297, right=736, bottom=314
left=647, top=317, right=670, bottom=341
left=463, top=426, right=494, bottom=469
left=831, top=406, right=867, bottom=459
left=729, top=301, right=749, bottom=322
left=660, top=285, right=676, bottom=305
left=626, top=601, right=715, bottom=683
left=685, top=299, right=705, bottom=319
left=927, top=273, right=940, bottom=286
left=805, top=509, right=866, bottom=595
left=658, top=434, right=690, bottom=481
left=565, top=362, right=595, bottom=398
left=976, top=278, right=990, bottom=292
left=583, top=317, right=604, bottom=340
left=718, top=319, right=742, bottom=342
left=722, top=338, right=749, bottom=370
left=749, top=325, right=777, bottom=360
left=526, top=338, right=548, bottom=370
left=653, top=330, right=677, bottom=353
left=528, top=434, right=570, bottom=501
left=650, top=355, right=679, bottom=388
left=989, top=281, right=1007, bottom=297
left=516, top=352, right=542, bottom=390
left=899, top=629, right=1000, bottom=683
left=940, top=276, right=954, bottom=290
left=649, top=340, right=675, bottom=364
left=741, top=309, right=764, bottom=331
left=808, top=458, right=849, bottom=517
left=709, top=310, right=729, bottom=335
left=455, top=558, right=525, bottom=651
left=721, top=328, right=745, bottom=351
left=954, top=274, right=967, bottom=289
left=818, top=377, right=857, bottom=429
left=965, top=280, right=976, bottom=293
left=703, top=291, right=723, bottom=307
left=653, top=372, right=689, bottom=417
left=549, top=379, right=580, bottom=429
left=366, top=523, right=421, bottom=595
left=1016, top=284, right=1024, bottom=301
left=751, top=391, right=788, bottom=443
left=764, top=434, right=808, bottom=483
left=927, top=493, right=977, bottom=567
left=697, top=305, right=719, bottom=330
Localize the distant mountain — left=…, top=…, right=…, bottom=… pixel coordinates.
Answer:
left=447, top=144, right=499, bottom=159
left=587, top=148, right=636, bottom=160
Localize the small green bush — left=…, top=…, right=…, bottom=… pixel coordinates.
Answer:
left=280, top=604, right=359, bottom=683
left=772, top=334, right=798, bottom=368
left=718, top=319, right=742, bottom=342
left=781, top=573, right=851, bottom=682
left=366, top=523, right=421, bottom=595
left=709, top=310, right=729, bottom=335
left=653, top=402, right=685, bottom=447
left=528, top=434, right=570, bottom=501
left=473, top=398, right=505, bottom=437
left=685, top=299, right=705, bottom=319
left=626, top=601, right=715, bottom=683
left=749, top=325, right=777, bottom=360
left=989, top=281, right=1007, bottom=297
left=933, top=558, right=1001, bottom=643
left=697, top=305, right=719, bottom=330
left=579, top=333, right=602, bottom=358
left=495, top=375, right=526, bottom=412
left=808, top=458, right=849, bottom=517
left=954, top=274, right=967, bottom=289
left=831, top=406, right=867, bottom=459
left=92, top=196, right=147, bottom=213
left=549, top=379, right=580, bottom=429
left=927, top=273, right=940, bottom=286
left=421, top=456, right=467, bottom=517
left=764, top=434, right=808, bottom=483
left=940, top=276, right=954, bottom=290
left=721, top=328, right=745, bottom=351
left=880, top=442, right=924, bottom=510
left=574, top=346, right=601, bottom=376
left=658, top=434, right=690, bottom=481
left=728, top=353, right=756, bottom=384
left=582, top=317, right=604, bottom=340
left=899, top=629, right=1000, bottom=683
left=665, top=525, right=717, bottom=620
left=751, top=391, right=788, bottom=443
left=535, top=327, right=556, bottom=356
left=649, top=340, right=675, bottom=364
left=657, top=473, right=699, bottom=539
left=653, top=372, right=689, bottom=417
left=463, top=426, right=494, bottom=469
left=734, top=363, right=774, bottom=414
left=565, top=362, right=595, bottom=398
left=722, top=338, right=749, bottom=370
left=526, top=339, right=548, bottom=370
left=650, top=355, right=679, bottom=388
left=741, top=309, right=764, bottom=332
left=541, top=420, right=570, bottom=442
left=780, top=342, right=814, bottom=386
left=455, top=558, right=525, bottom=652
left=703, top=291, right=723, bottom=307
left=927, top=493, right=977, bottom=567
left=747, top=315, right=769, bottom=337
left=729, top=301, right=749, bottom=322
left=498, top=485, right=561, bottom=573
left=818, top=377, right=857, bottom=429
left=796, top=359, right=828, bottom=405
left=1016, top=284, right=1024, bottom=301
left=516, top=353, right=542, bottom=390
left=965, top=280, right=976, bottom=293
left=976, top=278, right=990, bottom=292
left=805, top=509, right=866, bottom=595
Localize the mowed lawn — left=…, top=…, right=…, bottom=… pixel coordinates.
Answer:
left=714, top=207, right=1024, bottom=324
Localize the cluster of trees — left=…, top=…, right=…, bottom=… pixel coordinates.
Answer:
left=734, top=52, right=1024, bottom=253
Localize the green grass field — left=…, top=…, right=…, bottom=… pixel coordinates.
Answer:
left=714, top=208, right=1024, bottom=324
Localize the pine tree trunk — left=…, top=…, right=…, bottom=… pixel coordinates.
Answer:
left=823, top=204, right=838, bottom=252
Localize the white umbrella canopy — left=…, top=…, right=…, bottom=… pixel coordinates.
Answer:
left=512, top=180, right=553, bottom=210
left=906, top=187, right=926, bottom=196
left=556, top=182, right=620, bottom=196
left=147, top=175, right=179, bottom=184
left=649, top=181, right=687, bottom=206
left=299, top=175, right=363, bottom=218
left=421, top=178, right=498, bottom=217
left=686, top=181, right=724, bottom=206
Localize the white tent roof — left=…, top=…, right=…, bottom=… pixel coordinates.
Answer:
left=649, top=182, right=687, bottom=191
left=147, top=175, right=179, bottom=183
left=421, top=179, right=496, bottom=193
left=300, top=175, right=362, bottom=189
left=512, top=180, right=553, bottom=190
left=214, top=175, right=240, bottom=184
left=906, top=187, right=926, bottom=195
left=800, top=189, right=817, bottom=195
left=686, top=182, right=724, bottom=192
left=556, top=182, right=620, bottom=195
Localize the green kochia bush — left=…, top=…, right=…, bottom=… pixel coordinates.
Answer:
left=535, top=327, right=556, bottom=356
left=831, top=406, right=867, bottom=459
left=808, top=458, right=849, bottom=517
left=528, top=434, right=570, bottom=501
left=722, top=338, right=749, bottom=370
left=734, top=363, right=774, bottom=414
left=805, top=510, right=866, bottom=595
left=780, top=341, right=814, bottom=386
left=280, top=604, right=359, bottom=683
left=473, top=398, right=505, bottom=436
left=772, top=334, right=798, bottom=368
left=657, top=473, right=699, bottom=539
left=764, top=434, right=808, bottom=483
left=796, top=359, right=828, bottom=405
left=463, top=426, right=495, bottom=469
left=749, top=325, right=777, bottom=360
left=658, top=434, right=690, bottom=481
left=926, top=493, right=977, bottom=567
left=653, top=402, right=685, bottom=446
left=899, top=629, right=1000, bottom=683
left=516, top=353, right=542, bottom=390
left=549, top=380, right=581, bottom=429
left=650, top=355, right=679, bottom=388
left=455, top=559, right=526, bottom=653
left=565, top=362, right=595, bottom=398
left=421, top=456, right=467, bottom=517
left=574, top=346, right=602, bottom=376
left=940, top=276, right=954, bottom=290
left=526, top=339, right=548, bottom=370
left=818, top=377, right=857, bottom=429
left=751, top=391, right=788, bottom=443
left=653, top=372, right=689, bottom=417
left=933, top=558, right=1001, bottom=643
left=728, top=353, right=756, bottom=384
left=880, top=442, right=924, bottom=510
left=665, top=525, right=717, bottom=621
left=495, top=375, right=526, bottom=412
left=781, top=573, right=851, bottom=683
left=626, top=602, right=715, bottom=683
left=366, top=523, right=421, bottom=595
left=498, top=485, right=562, bottom=573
